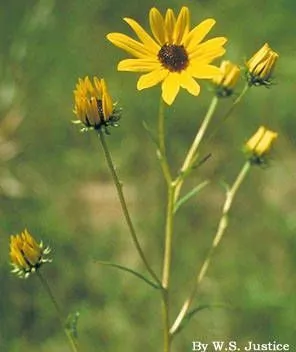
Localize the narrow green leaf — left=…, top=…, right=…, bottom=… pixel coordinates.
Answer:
left=97, top=260, right=161, bottom=289
left=142, top=120, right=158, bottom=146
left=65, top=311, right=80, bottom=339
left=173, top=303, right=227, bottom=336
left=174, top=180, right=209, bottom=213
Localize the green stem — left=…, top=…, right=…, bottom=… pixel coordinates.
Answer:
left=161, top=183, right=176, bottom=352
left=174, top=96, right=219, bottom=202
left=161, top=288, right=171, bottom=352
left=98, top=131, right=161, bottom=287
left=36, top=271, right=79, bottom=352
left=208, top=83, right=250, bottom=142
left=162, top=184, right=176, bottom=289
left=157, top=97, right=172, bottom=184
left=221, top=83, right=250, bottom=123
left=170, top=161, right=251, bottom=335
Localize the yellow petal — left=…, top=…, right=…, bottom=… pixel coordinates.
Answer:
left=184, top=19, right=216, bottom=52
left=118, top=58, right=160, bottom=72
left=149, top=7, right=166, bottom=45
left=190, top=37, right=227, bottom=60
left=179, top=70, right=200, bottom=96
left=164, top=9, right=176, bottom=43
left=162, top=73, right=180, bottom=105
left=189, top=64, right=221, bottom=78
left=101, top=79, right=113, bottom=118
left=137, top=69, right=168, bottom=90
left=107, top=33, right=153, bottom=58
left=123, top=17, right=160, bottom=53
left=173, top=6, right=190, bottom=44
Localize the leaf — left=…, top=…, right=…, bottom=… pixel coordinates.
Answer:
left=142, top=120, right=158, bottom=146
left=97, top=261, right=161, bottom=289
left=65, top=311, right=80, bottom=339
left=173, top=303, right=228, bottom=336
left=174, top=180, right=209, bottom=213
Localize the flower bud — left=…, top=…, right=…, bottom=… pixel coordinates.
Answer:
left=73, top=77, right=120, bottom=133
left=246, top=43, right=279, bottom=86
left=10, top=229, right=51, bottom=278
left=212, top=60, right=240, bottom=97
left=244, top=126, right=278, bottom=165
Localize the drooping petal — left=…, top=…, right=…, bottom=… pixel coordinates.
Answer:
left=189, top=63, right=221, bottom=78
left=184, top=19, right=216, bottom=52
left=107, top=33, right=154, bottom=58
left=173, top=7, right=190, bottom=44
left=137, top=69, right=168, bottom=90
left=149, top=7, right=166, bottom=45
left=118, top=58, right=161, bottom=72
left=124, top=17, right=160, bottom=53
left=179, top=70, right=200, bottom=96
left=161, top=73, right=180, bottom=105
left=164, top=9, right=176, bottom=43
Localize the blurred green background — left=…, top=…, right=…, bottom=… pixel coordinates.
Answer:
left=1, top=0, right=295, bottom=351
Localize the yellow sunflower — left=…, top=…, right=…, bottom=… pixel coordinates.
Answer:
left=107, top=6, right=227, bottom=105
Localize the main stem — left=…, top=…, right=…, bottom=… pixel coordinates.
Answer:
left=157, top=98, right=176, bottom=352
left=98, top=131, right=160, bottom=286
left=161, top=181, right=176, bottom=352
left=170, top=161, right=251, bottom=335
left=37, top=271, right=79, bottom=352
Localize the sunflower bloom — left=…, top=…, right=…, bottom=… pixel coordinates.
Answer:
left=73, top=76, right=120, bottom=132
left=107, top=7, right=227, bottom=105
left=212, top=60, right=240, bottom=97
left=246, top=43, right=279, bottom=86
left=244, top=126, right=278, bottom=165
left=10, top=229, right=51, bottom=278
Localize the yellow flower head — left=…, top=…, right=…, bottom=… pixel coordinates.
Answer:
left=212, top=60, right=240, bottom=97
left=245, top=126, right=278, bottom=165
left=10, top=229, right=51, bottom=278
left=246, top=43, right=279, bottom=86
left=107, top=7, right=227, bottom=105
left=73, top=76, right=120, bottom=133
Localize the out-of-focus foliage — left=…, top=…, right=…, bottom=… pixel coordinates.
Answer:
left=1, top=0, right=295, bottom=351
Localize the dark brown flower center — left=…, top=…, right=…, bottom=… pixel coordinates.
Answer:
left=158, top=44, right=189, bottom=72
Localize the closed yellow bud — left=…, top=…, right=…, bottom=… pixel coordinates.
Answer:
left=245, top=126, right=278, bottom=165
left=213, top=60, right=240, bottom=97
left=246, top=43, right=279, bottom=86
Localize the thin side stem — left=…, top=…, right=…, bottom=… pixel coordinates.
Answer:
left=174, top=96, right=219, bottom=202
left=170, top=162, right=251, bottom=335
left=36, top=271, right=79, bottom=352
left=205, top=83, right=250, bottom=148
left=98, top=130, right=161, bottom=286
left=221, top=83, right=250, bottom=123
